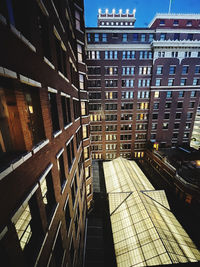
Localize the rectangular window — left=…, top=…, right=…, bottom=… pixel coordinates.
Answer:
left=102, top=33, right=107, bottom=42
left=121, top=124, right=132, bottom=131
left=48, top=92, right=60, bottom=133
left=105, top=80, right=118, bottom=87
left=166, top=91, right=172, bottom=98
left=75, top=10, right=81, bottom=30
left=180, top=78, right=187, bottom=85
left=133, top=33, right=138, bottom=41
left=191, top=91, right=196, bottom=97
left=89, top=92, right=102, bottom=99
left=169, top=66, right=176, bottom=74
left=105, top=92, right=118, bottom=99
left=57, top=153, right=66, bottom=189
left=61, top=96, right=71, bottom=126
left=94, top=33, right=99, bottom=42
left=195, top=66, right=200, bottom=74
left=174, top=33, right=180, bottom=40
left=156, top=66, right=163, bottom=75
left=82, top=125, right=89, bottom=139
left=122, top=91, right=134, bottom=99
left=155, top=79, right=161, bottom=86
left=122, top=51, right=135, bottom=59
left=122, top=33, right=128, bottom=42
left=105, top=125, right=117, bottom=131
left=121, top=103, right=133, bottom=110
left=168, top=79, right=174, bottom=86
left=138, top=91, right=150, bottom=99
left=160, top=33, right=166, bottom=41
left=77, top=44, right=83, bottom=62
left=121, top=114, right=133, bottom=120
left=105, top=103, right=117, bottom=110
left=79, top=74, right=85, bottom=90
left=41, top=171, right=56, bottom=222
left=149, top=34, right=154, bottom=42
left=141, top=34, right=146, bottom=42
left=84, top=146, right=90, bottom=160
left=193, top=78, right=200, bottom=85
left=73, top=99, right=80, bottom=120
left=178, top=91, right=184, bottom=98
left=106, top=114, right=117, bottom=121
left=66, top=139, right=75, bottom=171
left=182, top=66, right=189, bottom=74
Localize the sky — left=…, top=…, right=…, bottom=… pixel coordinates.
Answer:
left=84, top=0, right=200, bottom=27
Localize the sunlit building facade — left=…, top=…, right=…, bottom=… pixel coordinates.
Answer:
left=86, top=10, right=200, bottom=160
left=0, top=0, right=92, bottom=266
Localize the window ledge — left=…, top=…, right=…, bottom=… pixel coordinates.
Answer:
left=64, top=122, right=73, bottom=130
left=58, top=71, right=69, bottom=82
left=48, top=203, right=59, bottom=230
left=32, top=139, right=49, bottom=154
left=75, top=117, right=80, bottom=122
left=53, top=130, right=62, bottom=138
left=72, top=84, right=78, bottom=91
left=0, top=151, right=32, bottom=181
left=10, top=25, right=36, bottom=52
left=61, top=180, right=67, bottom=195
left=44, top=57, right=55, bottom=70
left=0, top=66, right=17, bottom=79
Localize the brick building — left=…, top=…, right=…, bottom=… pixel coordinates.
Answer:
left=0, top=0, right=92, bottom=266
left=86, top=10, right=200, bottom=160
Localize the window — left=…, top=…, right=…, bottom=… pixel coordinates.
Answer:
left=85, top=166, right=91, bottom=179
left=91, top=135, right=102, bottom=141
left=84, top=146, right=90, bottom=160
left=160, top=33, right=166, bottom=40
left=155, top=79, right=161, bottom=86
left=122, top=79, right=134, bottom=87
left=164, top=113, right=170, bottom=119
left=177, top=102, right=183, bottom=108
left=71, top=175, right=78, bottom=206
left=106, top=144, right=117, bottom=150
left=121, top=124, right=132, bottom=131
left=14, top=195, right=42, bottom=255
left=195, top=66, right=200, bottom=74
left=121, top=103, right=133, bottom=110
left=141, top=34, right=146, bottom=42
left=158, top=52, right=165, bottom=58
left=169, top=66, right=176, bottom=74
left=139, top=51, right=152, bottom=59
left=139, top=67, right=151, bottom=75
left=173, top=20, right=179, bottom=26
left=135, top=133, right=147, bottom=140
left=91, top=144, right=102, bottom=151
left=81, top=101, right=88, bottom=116
left=94, top=33, right=99, bottom=42
left=149, top=34, right=154, bottom=42
left=122, top=34, right=128, bottom=42
left=105, top=51, right=117, bottom=59
left=168, top=79, right=174, bottom=86
left=180, top=78, right=187, bottom=85
left=165, top=102, right=171, bottom=108
left=90, top=114, right=101, bottom=121
left=89, top=104, right=101, bottom=110
left=193, top=78, right=200, bottom=85
left=136, top=113, right=148, bottom=120
left=160, top=20, right=165, bottom=25
left=102, top=33, right=107, bottom=42
left=186, top=20, right=192, bottom=26
left=122, top=91, right=134, bottom=99
left=173, top=133, right=178, bottom=138
left=174, top=123, right=179, bottom=129
left=77, top=44, right=83, bottom=62
left=121, top=114, right=133, bottom=121
left=166, top=91, right=172, bottom=98
left=156, top=66, right=163, bottom=75
left=175, top=113, right=181, bottom=119
left=41, top=170, right=56, bottom=222
left=189, top=102, right=195, bottom=108
left=105, top=103, right=117, bottom=110
left=105, top=67, right=118, bottom=75
left=138, top=91, right=150, bottom=99
left=187, top=112, right=193, bottom=119
left=76, top=127, right=82, bottom=149
left=152, top=123, right=157, bottom=130
left=106, top=125, right=117, bottom=131
left=174, top=33, right=180, bottom=40
left=138, top=79, right=151, bottom=87
left=154, top=91, right=159, bottom=98
left=88, top=50, right=100, bottom=59
left=66, top=138, right=75, bottom=171
left=122, top=67, right=135, bottom=75
left=137, top=102, right=149, bottom=110
left=90, top=125, right=102, bottom=132
left=79, top=74, right=85, bottom=90
left=172, top=51, right=178, bottom=57
left=57, top=153, right=66, bottom=189
left=75, top=10, right=81, bottom=30
left=152, top=114, right=158, bottom=120
left=120, top=144, right=131, bottom=150
left=106, top=134, right=117, bottom=141
left=185, top=51, right=191, bottom=58
left=153, top=103, right=159, bottom=109
left=88, top=67, right=101, bottom=75
left=82, top=125, right=89, bottom=139
left=191, top=91, right=196, bottom=97
left=122, top=51, right=135, bottom=59
left=73, top=99, right=80, bottom=120
left=61, top=96, right=71, bottom=126
left=133, top=33, right=139, bottom=41
left=87, top=80, right=101, bottom=87
left=105, top=80, right=118, bottom=87
left=185, top=123, right=191, bottom=129
left=136, top=124, right=147, bottom=130
left=178, top=91, right=184, bottom=98
left=163, top=123, right=168, bottom=129
left=120, top=135, right=132, bottom=140
left=89, top=92, right=101, bottom=99
left=48, top=91, right=60, bottom=133
left=105, top=114, right=117, bottom=121
left=105, top=92, right=118, bottom=99
left=182, top=66, right=189, bottom=74
left=183, top=133, right=189, bottom=138
left=87, top=33, right=91, bottom=42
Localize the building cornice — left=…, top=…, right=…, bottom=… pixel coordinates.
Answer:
left=87, top=44, right=151, bottom=50
left=152, top=39, right=200, bottom=48
left=149, top=13, right=200, bottom=27
left=86, top=28, right=154, bottom=33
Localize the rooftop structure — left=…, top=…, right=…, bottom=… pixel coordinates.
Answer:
left=103, top=157, right=200, bottom=267
left=98, top=8, right=136, bottom=27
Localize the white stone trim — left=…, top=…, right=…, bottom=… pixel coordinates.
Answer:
left=56, top=148, right=64, bottom=159
left=0, top=67, right=17, bottom=79
left=61, top=92, right=70, bottom=98
left=66, top=135, right=74, bottom=146
left=58, top=71, right=69, bottom=82
left=33, top=139, right=49, bottom=154
left=20, top=75, right=41, bottom=87
left=64, top=122, right=73, bottom=130
left=44, top=57, right=55, bottom=69
left=48, top=87, right=57, bottom=93
left=37, top=0, right=49, bottom=16
left=0, top=226, right=8, bottom=240
left=52, top=221, right=62, bottom=250
left=39, top=163, right=53, bottom=184
left=0, top=13, right=7, bottom=25
left=73, top=97, right=79, bottom=101
left=48, top=203, right=59, bottom=230
left=34, top=232, right=49, bottom=267
left=53, top=130, right=62, bottom=138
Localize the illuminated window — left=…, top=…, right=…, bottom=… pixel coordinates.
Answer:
left=82, top=125, right=88, bottom=139
left=154, top=91, right=159, bottom=98
left=84, top=146, right=90, bottom=160
left=77, top=44, right=83, bottom=62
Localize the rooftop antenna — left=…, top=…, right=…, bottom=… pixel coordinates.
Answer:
left=168, top=0, right=172, bottom=13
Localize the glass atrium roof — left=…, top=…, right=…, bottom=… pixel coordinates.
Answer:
left=103, top=157, right=200, bottom=267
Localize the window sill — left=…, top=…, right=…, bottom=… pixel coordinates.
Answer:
left=61, top=180, right=67, bottom=195
left=32, top=139, right=49, bottom=154
left=64, top=122, right=73, bottom=130
left=53, top=130, right=62, bottom=138
left=44, top=57, right=55, bottom=70
left=0, top=151, right=32, bottom=181
left=48, top=203, right=59, bottom=230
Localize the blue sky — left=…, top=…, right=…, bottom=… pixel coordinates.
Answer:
left=84, top=0, right=200, bottom=27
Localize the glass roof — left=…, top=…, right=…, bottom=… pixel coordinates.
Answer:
left=103, top=157, right=200, bottom=267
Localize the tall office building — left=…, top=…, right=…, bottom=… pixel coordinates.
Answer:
left=0, top=0, right=92, bottom=266
left=86, top=10, right=200, bottom=160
